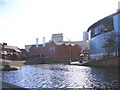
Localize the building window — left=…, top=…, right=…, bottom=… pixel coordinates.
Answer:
left=91, top=17, right=114, bottom=38
left=91, top=29, right=95, bottom=38
left=94, top=27, right=99, bottom=35
left=50, top=47, right=55, bottom=53
left=99, top=24, right=104, bottom=33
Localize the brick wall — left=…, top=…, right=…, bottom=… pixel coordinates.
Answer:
left=29, top=41, right=81, bottom=62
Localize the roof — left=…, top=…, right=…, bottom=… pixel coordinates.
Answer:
left=54, top=42, right=64, bottom=45
left=87, top=11, right=120, bottom=32
left=5, top=46, right=21, bottom=52
left=54, top=41, right=76, bottom=46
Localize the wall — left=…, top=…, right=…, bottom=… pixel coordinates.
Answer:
left=29, top=41, right=81, bottom=63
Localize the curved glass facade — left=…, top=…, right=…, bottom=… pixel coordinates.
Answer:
left=88, top=12, right=120, bottom=60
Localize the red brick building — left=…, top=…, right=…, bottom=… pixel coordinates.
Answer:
left=29, top=41, right=81, bottom=63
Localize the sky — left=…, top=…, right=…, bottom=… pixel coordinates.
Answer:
left=0, top=0, right=119, bottom=48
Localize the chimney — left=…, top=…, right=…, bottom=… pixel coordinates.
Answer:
left=36, top=38, right=39, bottom=48
left=42, top=37, right=45, bottom=47
left=117, top=1, right=120, bottom=12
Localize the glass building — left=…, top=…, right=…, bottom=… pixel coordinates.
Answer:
left=87, top=11, right=120, bottom=60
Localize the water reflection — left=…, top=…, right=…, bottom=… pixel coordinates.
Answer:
left=1, top=64, right=119, bottom=89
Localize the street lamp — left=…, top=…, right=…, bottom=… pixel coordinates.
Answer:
left=69, top=45, right=72, bottom=63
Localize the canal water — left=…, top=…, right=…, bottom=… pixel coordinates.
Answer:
left=0, top=64, right=119, bottom=89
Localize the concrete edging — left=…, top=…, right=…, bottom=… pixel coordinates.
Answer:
left=1, top=81, right=28, bottom=89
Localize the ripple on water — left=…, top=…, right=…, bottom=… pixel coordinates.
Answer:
left=1, top=64, right=119, bottom=89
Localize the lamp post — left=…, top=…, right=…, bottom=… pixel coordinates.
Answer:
left=68, top=39, right=72, bottom=64
left=69, top=45, right=72, bottom=63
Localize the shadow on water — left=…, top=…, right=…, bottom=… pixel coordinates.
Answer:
left=85, top=66, right=119, bottom=88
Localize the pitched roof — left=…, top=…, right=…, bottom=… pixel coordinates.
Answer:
left=53, top=41, right=76, bottom=46
left=5, top=46, right=21, bottom=52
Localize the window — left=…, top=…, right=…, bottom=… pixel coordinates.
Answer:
left=50, top=47, right=55, bottom=53
left=91, top=17, right=114, bottom=38
left=91, top=27, right=99, bottom=38
left=99, top=24, right=104, bottom=33
left=94, top=27, right=99, bottom=35
left=91, top=29, right=95, bottom=38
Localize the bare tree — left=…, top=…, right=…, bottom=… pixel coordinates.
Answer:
left=102, top=32, right=118, bottom=57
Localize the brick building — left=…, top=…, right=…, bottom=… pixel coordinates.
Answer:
left=29, top=41, right=81, bottom=63
left=0, top=43, right=27, bottom=60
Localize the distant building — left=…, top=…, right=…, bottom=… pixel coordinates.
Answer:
left=87, top=11, right=120, bottom=60
left=25, top=37, right=43, bottom=52
left=0, top=43, right=27, bottom=60
left=29, top=41, right=81, bottom=62
left=25, top=45, right=33, bottom=52
left=51, top=33, right=89, bottom=52
left=64, top=41, right=89, bottom=52
left=25, top=33, right=89, bottom=54
left=51, top=33, right=63, bottom=42
left=83, top=31, right=89, bottom=41
left=25, top=33, right=89, bottom=62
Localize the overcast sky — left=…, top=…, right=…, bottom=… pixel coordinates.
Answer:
left=0, top=0, right=119, bottom=48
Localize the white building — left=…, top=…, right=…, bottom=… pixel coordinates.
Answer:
left=25, top=45, right=33, bottom=52
left=51, top=33, right=63, bottom=42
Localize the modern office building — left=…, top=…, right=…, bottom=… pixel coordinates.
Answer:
left=87, top=11, right=120, bottom=60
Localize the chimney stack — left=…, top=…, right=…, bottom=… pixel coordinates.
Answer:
left=42, top=37, right=45, bottom=47
left=117, top=1, right=120, bottom=12
left=36, top=38, right=39, bottom=47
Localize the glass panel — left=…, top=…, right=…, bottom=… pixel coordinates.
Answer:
left=50, top=47, right=55, bottom=53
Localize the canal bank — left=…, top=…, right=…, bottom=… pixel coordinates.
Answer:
left=70, top=57, right=119, bottom=68
left=0, top=59, right=25, bottom=71
left=82, top=57, right=119, bottom=67
left=24, top=58, right=70, bottom=65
